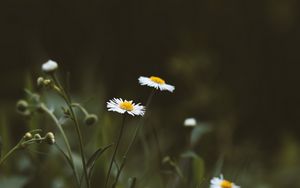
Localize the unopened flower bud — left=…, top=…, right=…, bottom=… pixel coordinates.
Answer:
left=34, top=134, right=42, bottom=143
left=84, top=114, right=98, bottom=126
left=43, top=79, right=52, bottom=86
left=37, top=77, right=44, bottom=87
left=16, top=100, right=29, bottom=113
left=42, top=60, right=58, bottom=73
left=45, top=132, right=55, bottom=145
left=23, top=132, right=33, bottom=140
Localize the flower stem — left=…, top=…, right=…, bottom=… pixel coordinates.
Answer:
left=51, top=74, right=90, bottom=188
left=0, top=144, right=19, bottom=167
left=40, top=103, right=79, bottom=186
left=112, top=90, right=155, bottom=187
left=71, top=103, right=89, bottom=116
left=105, top=115, right=126, bottom=188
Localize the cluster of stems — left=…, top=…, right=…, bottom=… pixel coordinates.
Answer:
left=49, top=73, right=90, bottom=188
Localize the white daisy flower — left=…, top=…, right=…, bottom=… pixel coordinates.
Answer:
left=42, top=60, right=58, bottom=73
left=138, top=76, right=175, bottom=92
left=210, top=175, right=240, bottom=188
left=184, top=118, right=197, bottom=127
left=107, top=98, right=145, bottom=116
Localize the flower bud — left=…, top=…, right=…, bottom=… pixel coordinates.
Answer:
left=23, top=132, right=33, bottom=140
left=37, top=77, right=44, bottom=87
left=84, top=114, right=98, bottom=126
left=42, top=60, right=58, bottom=73
left=43, top=79, right=52, bottom=87
left=34, top=134, right=42, bottom=143
left=45, top=132, right=55, bottom=145
left=16, top=100, right=29, bottom=113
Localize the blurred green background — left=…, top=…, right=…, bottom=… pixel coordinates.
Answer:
left=0, top=0, right=300, bottom=187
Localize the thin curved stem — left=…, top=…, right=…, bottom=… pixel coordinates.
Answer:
left=51, top=74, right=89, bottom=188
left=40, top=103, right=79, bottom=186
left=105, top=115, right=126, bottom=188
left=0, top=145, right=19, bottom=167
left=71, top=103, right=89, bottom=116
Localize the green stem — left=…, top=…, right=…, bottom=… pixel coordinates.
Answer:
left=0, top=145, right=19, bottom=167
left=112, top=90, right=155, bottom=187
left=41, top=103, right=79, bottom=186
left=69, top=106, right=89, bottom=188
left=71, top=103, right=89, bottom=116
left=105, top=116, right=126, bottom=188
left=51, top=74, right=90, bottom=188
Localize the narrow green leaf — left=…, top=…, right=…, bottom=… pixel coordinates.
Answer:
left=181, top=151, right=205, bottom=185
left=86, top=144, right=113, bottom=179
left=192, top=156, right=205, bottom=184
left=54, top=143, right=74, bottom=170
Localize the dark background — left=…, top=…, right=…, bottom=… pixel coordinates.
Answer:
left=0, top=0, right=300, bottom=187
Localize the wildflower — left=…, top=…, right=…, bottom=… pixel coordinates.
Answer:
left=138, top=76, right=175, bottom=92
left=84, top=114, right=98, bottom=126
left=42, top=60, right=58, bottom=73
left=184, top=118, right=197, bottom=127
left=107, top=98, right=145, bottom=116
left=210, top=175, right=240, bottom=188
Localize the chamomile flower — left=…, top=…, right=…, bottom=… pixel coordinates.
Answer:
left=42, top=60, right=58, bottom=73
left=210, top=175, right=240, bottom=188
left=138, top=76, right=175, bottom=92
left=107, top=98, right=145, bottom=116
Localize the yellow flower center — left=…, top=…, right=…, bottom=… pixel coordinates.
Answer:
left=150, top=76, right=165, bottom=84
left=220, top=180, right=233, bottom=188
left=119, top=101, right=134, bottom=111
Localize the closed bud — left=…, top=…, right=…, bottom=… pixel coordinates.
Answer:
left=45, top=132, right=55, bottom=145
left=84, top=114, right=98, bottom=126
left=37, top=77, right=44, bottom=87
left=34, top=134, right=42, bottom=143
left=23, top=132, right=33, bottom=140
left=16, top=100, right=29, bottom=113
left=43, top=79, right=52, bottom=86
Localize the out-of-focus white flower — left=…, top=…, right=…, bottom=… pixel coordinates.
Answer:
left=184, top=118, right=197, bottom=127
left=107, top=98, right=145, bottom=116
left=138, top=76, right=175, bottom=92
left=210, top=175, right=240, bottom=188
left=42, top=60, right=58, bottom=73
